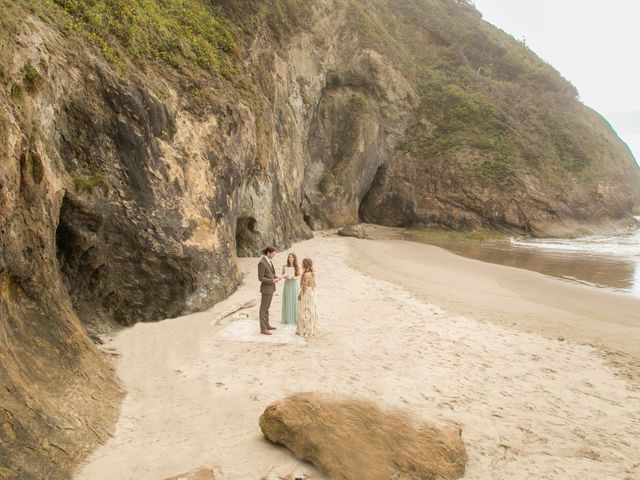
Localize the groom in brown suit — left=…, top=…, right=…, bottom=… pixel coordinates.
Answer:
left=258, top=246, right=281, bottom=335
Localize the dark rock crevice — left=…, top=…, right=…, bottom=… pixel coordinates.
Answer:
left=54, top=192, right=204, bottom=329
left=235, top=215, right=260, bottom=257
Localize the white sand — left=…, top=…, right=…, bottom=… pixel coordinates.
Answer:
left=75, top=233, right=640, bottom=480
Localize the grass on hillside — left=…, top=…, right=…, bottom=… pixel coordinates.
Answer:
left=348, top=0, right=599, bottom=190
left=49, top=0, right=239, bottom=76
left=73, top=172, right=106, bottom=194
left=42, top=0, right=311, bottom=79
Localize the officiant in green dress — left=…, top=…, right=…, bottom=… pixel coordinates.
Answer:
left=281, top=253, right=300, bottom=325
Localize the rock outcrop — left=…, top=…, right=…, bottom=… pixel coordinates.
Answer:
left=1, top=0, right=639, bottom=478
left=337, top=224, right=368, bottom=239
left=259, top=392, right=468, bottom=480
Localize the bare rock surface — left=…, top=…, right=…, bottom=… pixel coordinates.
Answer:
left=259, top=392, right=468, bottom=480
left=337, top=224, right=368, bottom=239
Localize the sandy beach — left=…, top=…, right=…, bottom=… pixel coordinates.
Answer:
left=74, top=232, right=640, bottom=480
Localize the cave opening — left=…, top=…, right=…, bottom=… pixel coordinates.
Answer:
left=55, top=195, right=81, bottom=290
left=55, top=194, right=108, bottom=334
left=235, top=215, right=259, bottom=257
left=358, top=163, right=387, bottom=224
left=303, top=214, right=313, bottom=230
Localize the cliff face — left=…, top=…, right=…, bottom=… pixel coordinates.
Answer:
left=1, top=0, right=639, bottom=478
left=354, top=1, right=640, bottom=233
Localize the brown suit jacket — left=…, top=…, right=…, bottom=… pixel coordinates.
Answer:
left=258, top=257, right=276, bottom=294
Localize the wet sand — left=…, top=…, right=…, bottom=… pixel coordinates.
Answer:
left=356, top=226, right=640, bottom=357
left=410, top=235, right=639, bottom=294
left=403, top=228, right=640, bottom=297
left=74, top=233, right=640, bottom=480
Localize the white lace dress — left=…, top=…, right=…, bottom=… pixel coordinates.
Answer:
left=296, top=272, right=319, bottom=338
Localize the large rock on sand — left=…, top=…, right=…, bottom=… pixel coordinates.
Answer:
left=337, top=224, right=368, bottom=239
left=259, top=393, right=467, bottom=480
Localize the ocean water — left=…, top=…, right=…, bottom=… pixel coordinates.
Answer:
left=410, top=220, right=640, bottom=298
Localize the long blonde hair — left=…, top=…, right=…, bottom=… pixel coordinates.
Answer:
left=300, top=257, right=316, bottom=292
left=302, top=257, right=315, bottom=277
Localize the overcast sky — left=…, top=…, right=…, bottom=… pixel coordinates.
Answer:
left=473, top=0, right=640, bottom=165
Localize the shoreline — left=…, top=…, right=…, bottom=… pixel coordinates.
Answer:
left=350, top=229, right=640, bottom=358
left=75, top=233, right=640, bottom=480
left=368, top=223, right=640, bottom=298
left=348, top=230, right=640, bottom=396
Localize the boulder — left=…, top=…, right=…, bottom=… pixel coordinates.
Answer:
left=337, top=225, right=368, bottom=239
left=259, top=392, right=467, bottom=480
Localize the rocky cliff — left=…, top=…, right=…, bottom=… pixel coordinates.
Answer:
left=1, top=0, right=639, bottom=478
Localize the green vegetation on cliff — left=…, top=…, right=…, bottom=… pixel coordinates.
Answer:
left=49, top=0, right=238, bottom=74
left=33, top=0, right=310, bottom=77
left=347, top=0, right=595, bottom=190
